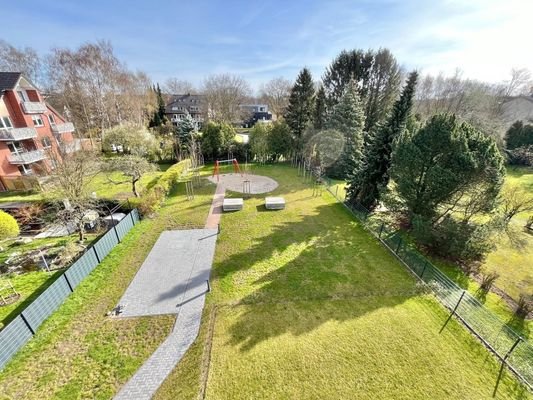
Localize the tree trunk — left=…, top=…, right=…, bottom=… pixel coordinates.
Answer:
left=132, top=179, right=139, bottom=197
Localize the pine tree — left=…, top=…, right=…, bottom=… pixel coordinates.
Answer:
left=313, top=85, right=327, bottom=129
left=285, top=68, right=315, bottom=155
left=156, top=83, right=167, bottom=123
left=347, top=71, right=418, bottom=209
left=326, top=80, right=365, bottom=179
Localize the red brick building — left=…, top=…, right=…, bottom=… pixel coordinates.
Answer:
left=0, top=72, right=75, bottom=192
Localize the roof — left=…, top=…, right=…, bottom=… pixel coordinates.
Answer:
left=165, top=94, right=205, bottom=113
left=0, top=72, right=22, bottom=93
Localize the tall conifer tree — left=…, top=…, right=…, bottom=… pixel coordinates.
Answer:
left=285, top=68, right=315, bottom=155
left=347, top=71, right=418, bottom=209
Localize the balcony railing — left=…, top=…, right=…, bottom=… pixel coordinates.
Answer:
left=9, top=149, right=46, bottom=165
left=0, top=127, right=37, bottom=141
left=51, top=122, right=75, bottom=134
left=21, top=101, right=47, bottom=114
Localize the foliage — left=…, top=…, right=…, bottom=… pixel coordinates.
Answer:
left=322, top=48, right=400, bottom=132
left=391, top=114, right=505, bottom=223
left=284, top=67, right=315, bottom=154
left=497, top=184, right=533, bottom=226
left=103, top=156, right=157, bottom=197
left=507, top=145, right=533, bottom=166
left=175, top=115, right=197, bottom=160
left=249, top=123, right=271, bottom=163
left=201, top=121, right=224, bottom=160
left=149, top=83, right=167, bottom=127
left=347, top=71, right=418, bottom=209
left=267, top=121, right=293, bottom=161
left=412, top=214, right=494, bottom=263
left=515, top=294, right=533, bottom=319
left=479, top=271, right=499, bottom=292
left=505, top=120, right=533, bottom=150
left=103, top=124, right=157, bottom=157
left=0, top=210, right=20, bottom=240
left=325, top=80, right=365, bottom=179
left=313, top=85, right=327, bottom=130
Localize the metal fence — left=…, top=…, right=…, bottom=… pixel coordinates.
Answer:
left=0, top=209, right=140, bottom=371
left=321, top=178, right=533, bottom=391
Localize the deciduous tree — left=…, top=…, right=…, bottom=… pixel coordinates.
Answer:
left=259, top=77, right=292, bottom=119
left=203, top=74, right=251, bottom=122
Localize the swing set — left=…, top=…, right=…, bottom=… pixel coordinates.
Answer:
left=212, top=158, right=242, bottom=182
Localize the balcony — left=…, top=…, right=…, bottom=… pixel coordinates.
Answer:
left=9, top=149, right=46, bottom=165
left=21, top=101, right=47, bottom=114
left=51, top=122, right=75, bottom=134
left=0, top=127, right=37, bottom=141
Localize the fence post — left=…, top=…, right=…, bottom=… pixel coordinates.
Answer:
left=504, top=336, right=523, bottom=362
left=420, top=262, right=428, bottom=279
left=63, top=273, right=74, bottom=292
left=335, top=186, right=339, bottom=198
left=206, top=279, right=211, bottom=293
left=93, top=246, right=101, bottom=264
left=113, top=224, right=121, bottom=243
left=379, top=222, right=385, bottom=239
left=217, top=223, right=221, bottom=234
left=130, top=210, right=135, bottom=225
left=20, top=312, right=35, bottom=335
left=440, top=290, right=466, bottom=333
left=395, top=237, right=403, bottom=253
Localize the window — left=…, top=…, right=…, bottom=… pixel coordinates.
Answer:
left=48, top=114, right=56, bottom=125
left=17, top=90, right=28, bottom=102
left=41, top=137, right=52, bottom=148
left=18, top=164, right=33, bottom=175
left=32, top=115, right=44, bottom=127
left=0, top=116, right=12, bottom=129
left=7, top=142, right=23, bottom=155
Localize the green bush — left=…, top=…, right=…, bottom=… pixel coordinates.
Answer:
left=0, top=210, right=20, bottom=240
left=412, top=214, right=493, bottom=264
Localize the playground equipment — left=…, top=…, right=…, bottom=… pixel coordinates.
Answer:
left=212, top=158, right=242, bottom=182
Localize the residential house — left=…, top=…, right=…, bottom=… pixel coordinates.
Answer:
left=165, top=94, right=205, bottom=129
left=0, top=72, right=75, bottom=192
left=501, top=95, right=533, bottom=125
left=239, top=104, right=272, bottom=128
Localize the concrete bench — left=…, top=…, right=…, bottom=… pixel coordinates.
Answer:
left=265, top=197, right=285, bottom=210
left=223, top=198, right=244, bottom=211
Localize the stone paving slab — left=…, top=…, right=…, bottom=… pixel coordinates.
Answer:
left=114, top=228, right=217, bottom=399
left=117, top=228, right=217, bottom=317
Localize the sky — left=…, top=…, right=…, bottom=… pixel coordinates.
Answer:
left=1, top=0, right=532, bottom=91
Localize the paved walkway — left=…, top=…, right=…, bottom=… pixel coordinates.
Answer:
left=205, top=182, right=225, bottom=229
left=114, top=229, right=217, bottom=400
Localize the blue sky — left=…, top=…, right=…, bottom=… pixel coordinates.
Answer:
left=1, top=0, right=532, bottom=90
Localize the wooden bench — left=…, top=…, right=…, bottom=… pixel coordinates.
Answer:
left=222, top=198, right=244, bottom=211
left=265, top=197, right=285, bottom=210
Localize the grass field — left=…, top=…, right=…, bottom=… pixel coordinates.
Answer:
left=0, top=179, right=215, bottom=399
left=0, top=163, right=171, bottom=203
left=155, top=164, right=530, bottom=400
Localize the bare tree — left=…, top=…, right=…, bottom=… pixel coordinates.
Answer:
left=163, top=78, right=196, bottom=95
left=202, top=74, right=252, bottom=123
left=103, top=155, right=156, bottom=197
left=259, top=77, right=292, bottom=119
left=503, top=68, right=532, bottom=97
left=499, top=185, right=533, bottom=226
left=0, top=40, right=43, bottom=85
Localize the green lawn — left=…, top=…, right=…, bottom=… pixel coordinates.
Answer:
left=0, top=176, right=215, bottom=399
left=0, top=163, right=171, bottom=203
left=155, top=164, right=530, bottom=400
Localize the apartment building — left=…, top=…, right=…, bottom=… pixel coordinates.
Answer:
left=0, top=72, right=75, bottom=192
left=165, top=94, right=205, bottom=129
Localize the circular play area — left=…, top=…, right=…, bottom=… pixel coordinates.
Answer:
left=207, top=173, right=278, bottom=194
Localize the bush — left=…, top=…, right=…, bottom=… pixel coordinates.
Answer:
left=0, top=210, right=20, bottom=240
left=412, top=214, right=493, bottom=264
left=515, top=294, right=533, bottom=319
left=479, top=271, right=499, bottom=292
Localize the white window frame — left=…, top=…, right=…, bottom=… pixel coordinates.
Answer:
left=41, top=136, right=52, bottom=148
left=0, top=116, right=13, bottom=129
left=32, top=115, right=44, bottom=127
left=48, top=114, right=56, bottom=126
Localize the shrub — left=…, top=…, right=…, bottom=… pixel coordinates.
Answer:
left=411, top=214, right=493, bottom=264
left=0, top=210, right=20, bottom=240
left=479, top=271, right=499, bottom=292
left=515, top=294, right=533, bottom=319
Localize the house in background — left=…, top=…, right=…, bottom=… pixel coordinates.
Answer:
left=0, top=72, right=75, bottom=192
left=239, top=104, right=272, bottom=128
left=165, top=94, right=205, bottom=129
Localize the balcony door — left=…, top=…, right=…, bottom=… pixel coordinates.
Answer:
left=7, top=141, right=24, bottom=155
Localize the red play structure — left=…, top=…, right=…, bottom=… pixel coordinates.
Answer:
left=212, top=158, right=242, bottom=182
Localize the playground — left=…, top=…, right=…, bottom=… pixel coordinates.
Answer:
left=207, top=158, right=278, bottom=194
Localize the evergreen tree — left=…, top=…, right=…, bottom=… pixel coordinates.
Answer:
left=347, top=71, right=418, bottom=209
left=313, top=85, right=327, bottom=129
left=285, top=68, right=315, bottom=155
left=505, top=120, right=533, bottom=150
left=175, top=115, right=195, bottom=159
left=326, top=80, right=365, bottom=179
left=149, top=84, right=167, bottom=127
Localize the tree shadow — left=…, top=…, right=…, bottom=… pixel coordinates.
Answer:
left=211, top=199, right=418, bottom=351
